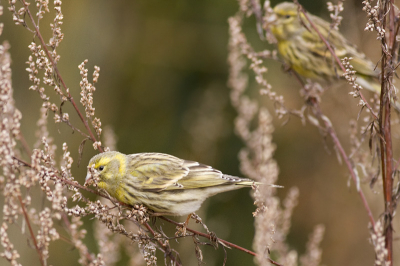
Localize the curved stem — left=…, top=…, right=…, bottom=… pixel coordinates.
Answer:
left=18, top=195, right=45, bottom=266
left=21, top=0, right=103, bottom=153
left=14, top=156, right=263, bottom=264
left=144, top=222, right=181, bottom=266
left=288, top=1, right=376, bottom=227
left=310, top=101, right=375, bottom=227
left=159, top=216, right=283, bottom=266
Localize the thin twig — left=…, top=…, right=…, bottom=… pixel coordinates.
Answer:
left=143, top=222, right=181, bottom=266
left=60, top=212, right=95, bottom=263
left=13, top=156, right=262, bottom=263
left=380, top=1, right=394, bottom=264
left=21, top=0, right=103, bottom=153
left=309, top=99, right=376, bottom=227
left=18, top=132, right=31, bottom=156
left=13, top=136, right=44, bottom=265
left=281, top=47, right=376, bottom=227
left=18, top=195, right=45, bottom=266
left=159, top=216, right=283, bottom=266
left=287, top=0, right=377, bottom=227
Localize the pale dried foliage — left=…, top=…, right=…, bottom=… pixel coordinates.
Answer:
left=2, top=0, right=399, bottom=265
left=228, top=0, right=399, bottom=265
left=93, top=198, right=144, bottom=266
left=370, top=220, right=390, bottom=266
left=0, top=37, right=22, bottom=266
left=327, top=1, right=344, bottom=30
left=228, top=2, right=326, bottom=265
left=1, top=1, right=164, bottom=266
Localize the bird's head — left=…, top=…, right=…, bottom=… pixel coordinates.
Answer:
left=267, top=2, right=304, bottom=41
left=85, top=151, right=126, bottom=191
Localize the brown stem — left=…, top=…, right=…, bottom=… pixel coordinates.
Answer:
left=282, top=48, right=376, bottom=226
left=15, top=152, right=106, bottom=263
left=21, top=0, right=103, bottom=153
left=60, top=212, right=95, bottom=263
left=13, top=135, right=42, bottom=265
left=18, top=132, right=31, bottom=157
left=159, top=216, right=283, bottom=266
left=14, top=156, right=261, bottom=263
left=18, top=195, right=45, bottom=266
left=383, top=94, right=393, bottom=265
left=290, top=0, right=379, bottom=228
left=310, top=100, right=376, bottom=227
left=380, top=1, right=394, bottom=264
left=12, top=156, right=110, bottom=199
left=144, top=222, right=182, bottom=266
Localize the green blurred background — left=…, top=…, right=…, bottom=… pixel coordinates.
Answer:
left=2, top=0, right=399, bottom=265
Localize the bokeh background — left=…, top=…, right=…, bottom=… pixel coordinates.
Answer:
left=2, top=0, right=400, bottom=265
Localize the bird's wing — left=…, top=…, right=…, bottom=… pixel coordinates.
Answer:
left=301, top=13, right=378, bottom=77
left=347, top=52, right=378, bottom=77
left=127, top=153, right=190, bottom=192
left=173, top=160, right=241, bottom=189
left=299, top=14, right=348, bottom=57
left=127, top=153, right=242, bottom=192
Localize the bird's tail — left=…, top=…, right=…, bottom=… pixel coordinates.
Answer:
left=221, top=175, right=283, bottom=188
left=356, top=76, right=400, bottom=113
left=236, top=180, right=283, bottom=188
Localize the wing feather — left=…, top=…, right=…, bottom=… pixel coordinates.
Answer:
left=126, top=153, right=246, bottom=192
left=127, top=153, right=189, bottom=192
left=170, top=161, right=243, bottom=189
left=300, top=13, right=377, bottom=78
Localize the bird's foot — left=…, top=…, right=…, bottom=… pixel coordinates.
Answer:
left=175, top=213, right=192, bottom=237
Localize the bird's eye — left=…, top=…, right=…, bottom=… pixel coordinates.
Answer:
left=98, top=166, right=104, bottom=171
left=285, top=15, right=291, bottom=19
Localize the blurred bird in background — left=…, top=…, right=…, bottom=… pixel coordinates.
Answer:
left=267, top=1, right=398, bottom=109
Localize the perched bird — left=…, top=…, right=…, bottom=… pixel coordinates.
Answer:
left=85, top=151, right=259, bottom=216
left=268, top=2, right=380, bottom=93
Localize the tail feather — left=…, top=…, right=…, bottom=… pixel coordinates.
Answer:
left=356, top=76, right=400, bottom=113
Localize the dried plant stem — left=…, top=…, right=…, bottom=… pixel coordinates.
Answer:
left=13, top=156, right=260, bottom=263
left=17, top=195, right=45, bottom=266
left=380, top=97, right=393, bottom=264
left=60, top=212, right=94, bottom=263
left=291, top=0, right=379, bottom=228
left=18, top=132, right=32, bottom=157
left=379, top=54, right=393, bottom=266
left=294, top=0, right=400, bottom=263
left=143, top=222, right=181, bottom=266
left=21, top=0, right=103, bottom=153
left=309, top=100, right=376, bottom=227
left=159, top=216, right=283, bottom=266
left=285, top=50, right=376, bottom=227
left=379, top=1, right=394, bottom=264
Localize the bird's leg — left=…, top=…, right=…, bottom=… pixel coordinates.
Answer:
left=176, top=213, right=192, bottom=237
left=183, top=213, right=191, bottom=231
left=181, top=213, right=192, bottom=236
left=281, top=62, right=293, bottom=73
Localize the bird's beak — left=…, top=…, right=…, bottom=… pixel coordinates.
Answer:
left=265, top=13, right=277, bottom=28
left=85, top=164, right=96, bottom=186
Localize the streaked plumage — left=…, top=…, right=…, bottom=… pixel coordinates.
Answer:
left=85, top=151, right=257, bottom=216
left=268, top=2, right=379, bottom=92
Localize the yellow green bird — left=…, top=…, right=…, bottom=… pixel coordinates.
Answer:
left=268, top=2, right=380, bottom=93
left=86, top=151, right=259, bottom=216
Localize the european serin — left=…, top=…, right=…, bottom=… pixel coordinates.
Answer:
left=85, top=151, right=259, bottom=216
left=268, top=2, right=380, bottom=93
